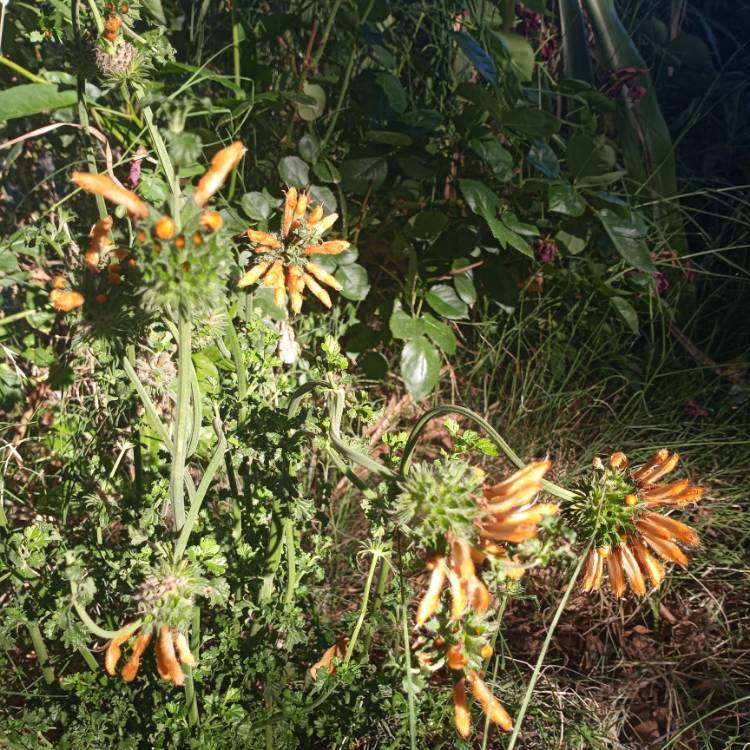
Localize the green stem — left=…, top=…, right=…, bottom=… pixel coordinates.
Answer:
left=283, top=518, right=297, bottom=607
left=142, top=105, right=176, bottom=186
left=401, top=603, right=418, bottom=750
left=70, top=589, right=142, bottom=640
left=122, top=356, right=173, bottom=450
left=0, top=309, right=37, bottom=327
left=27, top=623, right=54, bottom=685
left=226, top=316, right=248, bottom=423
left=342, top=550, right=382, bottom=666
left=78, top=644, right=99, bottom=672
left=399, top=405, right=578, bottom=502
left=362, top=557, right=389, bottom=654
left=187, top=359, right=202, bottom=459
left=169, top=306, right=193, bottom=532
left=0, top=56, right=48, bottom=84
left=505, top=546, right=591, bottom=750
left=173, top=419, right=227, bottom=561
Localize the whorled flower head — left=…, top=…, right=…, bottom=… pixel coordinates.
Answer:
left=237, top=187, right=350, bottom=313
left=404, top=460, right=556, bottom=630
left=572, top=450, right=705, bottom=597
left=68, top=142, right=245, bottom=314
left=415, top=612, right=512, bottom=738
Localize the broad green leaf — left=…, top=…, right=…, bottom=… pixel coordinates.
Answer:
left=528, top=141, right=560, bottom=179
left=556, top=229, right=587, bottom=254
left=0, top=84, right=77, bottom=122
left=567, top=133, right=616, bottom=178
left=452, top=259, right=477, bottom=305
left=359, top=351, right=388, bottom=380
left=611, top=296, right=639, bottom=334
left=278, top=156, right=309, bottom=187
left=299, top=133, right=320, bottom=163
left=458, top=178, right=501, bottom=215
left=308, top=185, right=337, bottom=213
left=335, top=263, right=370, bottom=301
left=469, top=137, right=514, bottom=181
left=241, top=191, right=272, bottom=221
left=167, top=132, right=202, bottom=167
left=312, top=160, right=341, bottom=184
left=452, top=31, right=497, bottom=83
left=597, top=208, right=655, bottom=271
left=492, top=31, right=536, bottom=82
left=340, top=156, right=388, bottom=194
left=296, top=83, right=326, bottom=121
left=375, top=73, right=407, bottom=114
left=479, top=258, right=519, bottom=310
left=390, top=306, right=425, bottom=341
left=549, top=183, right=587, bottom=216
left=365, top=130, right=413, bottom=146
left=501, top=108, right=561, bottom=138
left=423, top=313, right=458, bottom=355
left=401, top=337, right=441, bottom=400
left=425, top=284, right=469, bottom=320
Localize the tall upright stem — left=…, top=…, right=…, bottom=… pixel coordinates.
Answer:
left=170, top=306, right=192, bottom=531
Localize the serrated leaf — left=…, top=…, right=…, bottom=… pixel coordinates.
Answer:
left=401, top=337, right=440, bottom=400
left=425, top=284, right=469, bottom=320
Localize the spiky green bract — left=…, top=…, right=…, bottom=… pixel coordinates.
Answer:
left=393, top=459, right=484, bottom=550
left=564, top=463, right=638, bottom=548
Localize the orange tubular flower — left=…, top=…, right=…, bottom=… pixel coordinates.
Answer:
left=103, top=624, right=196, bottom=684
left=72, top=172, right=149, bottom=219
left=193, top=142, right=246, bottom=207
left=581, top=450, right=704, bottom=597
left=238, top=189, right=350, bottom=313
left=453, top=678, right=472, bottom=739
left=467, top=671, right=513, bottom=731
left=84, top=215, right=114, bottom=272
left=415, top=556, right=446, bottom=626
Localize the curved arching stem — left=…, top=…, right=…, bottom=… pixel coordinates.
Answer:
left=70, top=580, right=142, bottom=641
left=399, top=404, right=579, bottom=502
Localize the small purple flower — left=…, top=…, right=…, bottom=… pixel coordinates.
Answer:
left=535, top=235, right=559, bottom=263
left=685, top=401, right=709, bottom=418
left=129, top=145, right=147, bottom=188
left=653, top=271, right=669, bottom=295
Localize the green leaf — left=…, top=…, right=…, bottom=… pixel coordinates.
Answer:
left=559, top=0, right=595, bottom=82
left=567, top=133, right=616, bottom=178
left=299, top=133, right=320, bottom=163
left=308, top=185, right=337, bottom=213
left=335, top=263, right=370, bottom=301
left=296, top=83, right=326, bottom=121
left=167, top=132, right=203, bottom=167
left=339, top=156, right=388, bottom=194
left=549, top=183, right=587, bottom=216
left=375, top=73, right=407, bottom=114
left=425, top=284, right=469, bottom=320
left=501, top=108, right=561, bottom=138
left=452, top=259, right=477, bottom=306
left=278, top=156, right=310, bottom=187
left=556, top=229, right=587, bottom=254
left=422, top=313, right=457, bottom=355
left=401, top=338, right=441, bottom=400
left=390, top=306, right=425, bottom=340
left=312, top=160, right=341, bottom=184
left=359, top=351, right=388, bottom=380
left=452, top=32, right=497, bottom=83
left=597, top=208, right=655, bottom=271
left=241, top=191, right=273, bottom=221
left=528, top=141, right=560, bottom=179
left=493, top=31, right=536, bottom=82
left=365, top=130, right=413, bottom=146
left=611, top=296, right=639, bottom=334
left=458, top=178, right=501, bottom=215
left=469, top=137, right=514, bottom=181
left=0, top=84, right=77, bottom=122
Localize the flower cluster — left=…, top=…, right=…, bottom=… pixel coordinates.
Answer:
left=238, top=188, right=349, bottom=313
left=401, top=458, right=557, bottom=737
left=102, top=560, right=208, bottom=683
left=573, top=450, right=704, bottom=596
left=60, top=141, right=245, bottom=314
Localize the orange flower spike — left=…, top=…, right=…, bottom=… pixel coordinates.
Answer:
left=640, top=532, right=689, bottom=566
left=639, top=479, right=689, bottom=503
left=104, top=14, right=121, bottom=33
left=238, top=262, right=270, bottom=288
left=606, top=547, right=626, bottom=597
left=447, top=644, right=468, bottom=670
left=641, top=512, right=699, bottom=546
left=293, top=192, right=308, bottom=221
left=72, top=172, right=149, bottom=219
left=51, top=276, right=66, bottom=289
left=670, top=486, right=705, bottom=506
left=193, top=141, right=246, bottom=207
left=630, top=537, right=665, bottom=588
left=172, top=630, right=196, bottom=667
left=451, top=536, right=475, bottom=583
left=469, top=578, right=491, bottom=613
left=302, top=273, right=333, bottom=308
left=467, top=672, right=513, bottom=731
left=304, top=262, right=343, bottom=291
left=104, top=631, right=133, bottom=676
left=273, top=280, right=287, bottom=309
left=416, top=556, right=445, bottom=626
left=304, top=240, right=350, bottom=256
left=315, top=212, right=339, bottom=233
left=307, top=205, right=324, bottom=226
left=246, top=228, right=281, bottom=248
left=154, top=216, right=176, bottom=240
left=50, top=289, right=85, bottom=312
left=121, top=629, right=153, bottom=682
left=580, top=549, right=601, bottom=592
left=263, top=259, right=284, bottom=288
left=453, top=679, right=472, bottom=739
left=631, top=449, right=669, bottom=482
left=281, top=188, right=298, bottom=237
left=448, top=567, right=467, bottom=620
left=156, top=624, right=184, bottom=685
left=199, top=210, right=223, bottom=232
left=641, top=453, right=680, bottom=485
left=619, top=543, right=646, bottom=596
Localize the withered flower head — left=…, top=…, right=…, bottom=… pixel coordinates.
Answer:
left=237, top=188, right=349, bottom=313
left=573, top=450, right=705, bottom=597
